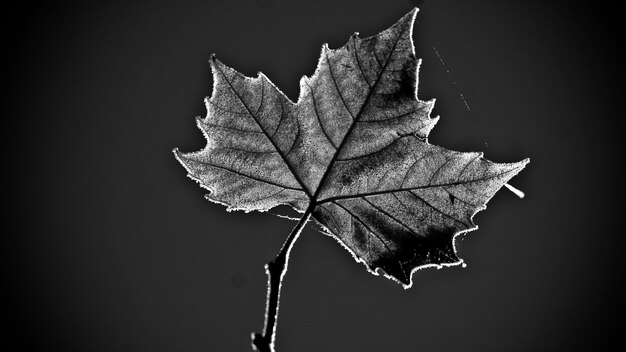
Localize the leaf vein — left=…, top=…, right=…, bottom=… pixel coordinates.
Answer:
left=214, top=61, right=312, bottom=196
left=351, top=36, right=372, bottom=87
left=196, top=161, right=302, bottom=191
left=306, top=81, right=338, bottom=149
left=312, top=18, right=413, bottom=195
left=332, top=200, right=396, bottom=259
left=325, top=48, right=355, bottom=120
left=316, top=168, right=519, bottom=204
left=407, top=190, right=468, bottom=227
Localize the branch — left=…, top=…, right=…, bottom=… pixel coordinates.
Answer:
left=251, top=205, right=313, bottom=352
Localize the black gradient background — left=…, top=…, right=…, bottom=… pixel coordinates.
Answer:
left=7, top=0, right=623, bottom=351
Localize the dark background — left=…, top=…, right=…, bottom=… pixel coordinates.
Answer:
left=7, top=0, right=622, bottom=351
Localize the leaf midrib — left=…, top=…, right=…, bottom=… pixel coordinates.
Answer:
left=310, top=17, right=412, bottom=203
left=314, top=168, right=521, bottom=205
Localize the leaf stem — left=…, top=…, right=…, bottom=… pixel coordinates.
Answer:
left=251, top=205, right=313, bottom=352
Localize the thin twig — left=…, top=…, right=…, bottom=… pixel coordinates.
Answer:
left=251, top=205, right=314, bottom=352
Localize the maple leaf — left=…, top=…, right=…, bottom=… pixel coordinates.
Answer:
left=173, top=8, right=528, bottom=352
